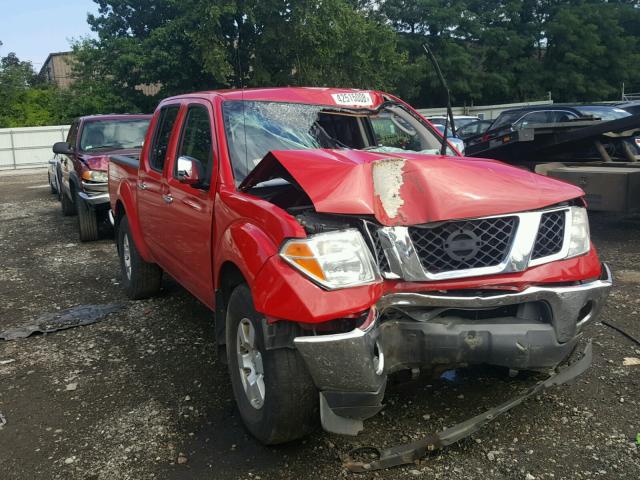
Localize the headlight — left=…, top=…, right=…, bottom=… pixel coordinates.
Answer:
left=280, top=229, right=379, bottom=289
left=566, top=206, right=590, bottom=258
left=82, top=170, right=108, bottom=183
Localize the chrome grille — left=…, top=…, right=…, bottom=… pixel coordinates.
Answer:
left=407, top=217, right=518, bottom=274
left=366, top=223, right=390, bottom=273
left=531, top=211, right=565, bottom=259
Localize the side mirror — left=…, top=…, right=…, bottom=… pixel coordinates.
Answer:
left=53, top=142, right=73, bottom=155
left=176, top=156, right=204, bottom=186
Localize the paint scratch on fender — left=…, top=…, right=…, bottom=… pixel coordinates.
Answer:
left=372, top=158, right=405, bottom=220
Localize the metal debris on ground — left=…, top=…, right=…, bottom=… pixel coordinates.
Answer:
left=602, top=320, right=640, bottom=346
left=0, top=304, right=124, bottom=341
left=623, top=357, right=640, bottom=366
left=342, top=342, right=593, bottom=472
left=0, top=359, right=16, bottom=365
left=0, top=412, right=6, bottom=427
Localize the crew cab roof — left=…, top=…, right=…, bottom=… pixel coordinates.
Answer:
left=162, top=87, right=390, bottom=109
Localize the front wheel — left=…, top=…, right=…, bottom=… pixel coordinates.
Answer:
left=117, top=216, right=162, bottom=299
left=226, top=284, right=318, bottom=444
left=76, top=192, right=99, bottom=242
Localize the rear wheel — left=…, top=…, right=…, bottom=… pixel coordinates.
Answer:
left=226, top=284, right=318, bottom=444
left=117, top=216, right=162, bottom=299
left=76, top=192, right=99, bottom=242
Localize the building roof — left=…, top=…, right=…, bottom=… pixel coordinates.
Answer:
left=39, top=51, right=73, bottom=74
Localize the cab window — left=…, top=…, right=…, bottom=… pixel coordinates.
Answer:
left=149, top=106, right=179, bottom=171
left=174, top=105, right=213, bottom=188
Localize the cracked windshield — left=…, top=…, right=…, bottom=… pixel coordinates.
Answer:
left=222, top=100, right=448, bottom=182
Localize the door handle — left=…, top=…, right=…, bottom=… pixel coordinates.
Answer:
left=162, top=194, right=173, bottom=204
left=137, top=182, right=147, bottom=190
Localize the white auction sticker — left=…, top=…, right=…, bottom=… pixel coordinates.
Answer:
left=331, top=92, right=374, bottom=107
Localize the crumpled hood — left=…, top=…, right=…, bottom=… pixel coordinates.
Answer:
left=80, top=148, right=141, bottom=172
left=240, top=149, right=584, bottom=226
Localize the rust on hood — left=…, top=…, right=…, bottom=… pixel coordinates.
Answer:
left=239, top=149, right=585, bottom=226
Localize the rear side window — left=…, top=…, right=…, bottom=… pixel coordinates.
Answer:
left=149, top=106, right=179, bottom=171
left=516, top=111, right=551, bottom=127
left=174, top=105, right=213, bottom=187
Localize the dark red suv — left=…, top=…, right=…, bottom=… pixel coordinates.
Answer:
left=53, top=114, right=151, bottom=241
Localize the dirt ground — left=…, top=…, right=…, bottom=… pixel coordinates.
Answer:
left=0, top=169, right=638, bottom=480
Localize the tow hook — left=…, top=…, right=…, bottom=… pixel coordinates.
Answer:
left=342, top=341, right=593, bottom=472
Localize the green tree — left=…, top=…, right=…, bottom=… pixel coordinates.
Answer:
left=71, top=0, right=409, bottom=107
left=543, top=2, right=640, bottom=101
left=0, top=48, right=67, bottom=127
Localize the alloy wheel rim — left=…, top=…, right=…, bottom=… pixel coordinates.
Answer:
left=236, top=318, right=265, bottom=409
left=123, top=234, right=132, bottom=280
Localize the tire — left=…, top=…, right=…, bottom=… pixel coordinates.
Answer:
left=117, top=216, right=162, bottom=299
left=61, top=187, right=76, bottom=216
left=226, top=284, right=318, bottom=444
left=48, top=172, right=58, bottom=194
left=76, top=192, right=99, bottom=242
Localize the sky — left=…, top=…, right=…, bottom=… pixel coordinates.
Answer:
left=0, top=0, right=97, bottom=71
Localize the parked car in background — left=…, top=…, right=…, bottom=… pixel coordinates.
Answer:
left=53, top=114, right=151, bottom=241
left=456, top=119, right=493, bottom=139
left=469, top=104, right=639, bottom=158
left=616, top=100, right=640, bottom=115
left=614, top=102, right=640, bottom=154
left=47, top=156, right=61, bottom=199
left=425, top=114, right=478, bottom=130
left=431, top=123, right=466, bottom=154
left=108, top=87, right=610, bottom=445
left=482, top=106, right=584, bottom=138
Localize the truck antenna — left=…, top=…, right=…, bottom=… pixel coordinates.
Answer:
left=235, top=15, right=249, bottom=176
left=422, top=43, right=456, bottom=155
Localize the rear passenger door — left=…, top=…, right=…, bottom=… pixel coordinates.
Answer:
left=156, top=100, right=217, bottom=304
left=138, top=105, right=180, bottom=257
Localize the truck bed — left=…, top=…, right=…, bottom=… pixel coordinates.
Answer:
left=108, top=154, right=140, bottom=212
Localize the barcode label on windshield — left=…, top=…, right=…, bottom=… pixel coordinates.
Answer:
left=331, top=92, right=374, bottom=107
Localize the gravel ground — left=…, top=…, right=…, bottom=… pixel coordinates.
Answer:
left=0, top=170, right=638, bottom=480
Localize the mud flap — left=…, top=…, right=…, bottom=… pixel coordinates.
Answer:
left=342, top=341, right=593, bottom=472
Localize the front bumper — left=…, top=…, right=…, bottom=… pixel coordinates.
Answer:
left=294, top=263, right=612, bottom=432
left=78, top=181, right=109, bottom=206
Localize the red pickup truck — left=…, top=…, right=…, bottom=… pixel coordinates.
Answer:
left=108, top=87, right=611, bottom=444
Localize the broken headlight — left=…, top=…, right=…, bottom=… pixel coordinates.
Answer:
left=566, top=206, right=591, bottom=258
left=280, top=229, right=380, bottom=289
left=82, top=170, right=108, bottom=183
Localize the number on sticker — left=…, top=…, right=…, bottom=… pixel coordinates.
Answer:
left=331, top=92, right=374, bottom=107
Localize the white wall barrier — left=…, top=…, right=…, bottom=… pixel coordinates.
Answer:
left=0, top=125, right=70, bottom=170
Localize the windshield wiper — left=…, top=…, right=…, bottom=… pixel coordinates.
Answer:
left=84, top=143, right=124, bottom=151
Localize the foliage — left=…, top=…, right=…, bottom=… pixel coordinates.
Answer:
left=0, top=50, right=67, bottom=128
left=3, top=0, right=640, bottom=127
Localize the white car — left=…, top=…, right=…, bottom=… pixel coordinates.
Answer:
left=47, top=156, right=61, bottom=200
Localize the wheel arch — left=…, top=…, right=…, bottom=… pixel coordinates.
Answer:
left=114, top=184, right=153, bottom=261
left=214, top=261, right=248, bottom=349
